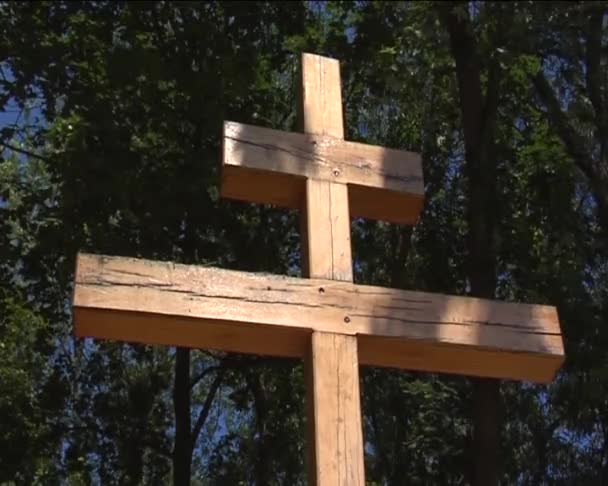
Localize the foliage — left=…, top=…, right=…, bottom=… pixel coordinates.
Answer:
left=0, top=1, right=607, bottom=484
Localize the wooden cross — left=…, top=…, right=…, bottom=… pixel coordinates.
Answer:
left=73, top=53, right=565, bottom=485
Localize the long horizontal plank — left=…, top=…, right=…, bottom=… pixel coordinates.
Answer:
left=73, top=254, right=564, bottom=382
left=221, top=121, right=424, bottom=225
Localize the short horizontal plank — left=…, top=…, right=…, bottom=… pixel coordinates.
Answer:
left=221, top=121, right=424, bottom=225
left=73, top=254, right=564, bottom=383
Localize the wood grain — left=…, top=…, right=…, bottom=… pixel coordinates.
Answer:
left=221, top=121, right=423, bottom=224
left=298, top=52, right=364, bottom=486
left=300, top=52, right=344, bottom=138
left=306, top=333, right=364, bottom=486
left=302, top=179, right=352, bottom=281
left=74, top=253, right=565, bottom=382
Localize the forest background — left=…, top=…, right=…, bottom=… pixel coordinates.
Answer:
left=1, top=2, right=607, bottom=484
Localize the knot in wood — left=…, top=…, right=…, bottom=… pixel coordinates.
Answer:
left=344, top=316, right=351, bottom=323
left=318, top=287, right=325, bottom=293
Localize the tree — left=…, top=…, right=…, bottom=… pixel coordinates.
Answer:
left=439, top=4, right=502, bottom=483
left=530, top=3, right=608, bottom=234
left=1, top=1, right=607, bottom=484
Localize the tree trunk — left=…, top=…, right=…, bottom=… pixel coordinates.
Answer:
left=248, top=371, right=271, bottom=486
left=173, top=348, right=192, bottom=486
left=440, top=4, right=502, bottom=485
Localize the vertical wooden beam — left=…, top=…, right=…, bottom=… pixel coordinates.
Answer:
left=300, top=52, right=365, bottom=486
left=299, top=52, right=352, bottom=282
left=303, top=179, right=352, bottom=282
left=306, top=332, right=364, bottom=486
left=300, top=53, right=344, bottom=139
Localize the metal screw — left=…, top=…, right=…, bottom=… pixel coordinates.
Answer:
left=344, top=316, right=351, bottom=323
left=332, top=168, right=340, bottom=177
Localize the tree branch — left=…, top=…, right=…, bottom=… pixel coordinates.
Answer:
left=532, top=71, right=593, bottom=176
left=0, top=141, right=50, bottom=162
left=190, top=367, right=225, bottom=449
left=189, top=365, right=222, bottom=391
left=533, top=69, right=608, bottom=231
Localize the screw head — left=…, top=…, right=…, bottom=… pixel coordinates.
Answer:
left=344, top=316, right=351, bottom=323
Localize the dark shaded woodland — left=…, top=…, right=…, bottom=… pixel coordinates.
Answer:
left=1, top=2, right=607, bottom=484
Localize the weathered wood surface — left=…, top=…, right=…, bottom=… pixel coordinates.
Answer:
left=298, top=52, right=364, bottom=486
left=74, top=253, right=564, bottom=383
left=301, top=178, right=352, bottom=281
left=221, top=121, right=424, bottom=225
left=299, top=53, right=344, bottom=138
left=306, top=332, right=364, bottom=486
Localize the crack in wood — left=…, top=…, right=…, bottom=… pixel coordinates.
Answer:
left=226, top=136, right=424, bottom=185
left=337, top=287, right=434, bottom=303
left=81, top=280, right=555, bottom=336
left=110, top=268, right=168, bottom=280
left=371, top=304, right=424, bottom=312
left=348, top=312, right=559, bottom=335
left=82, top=281, right=326, bottom=309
